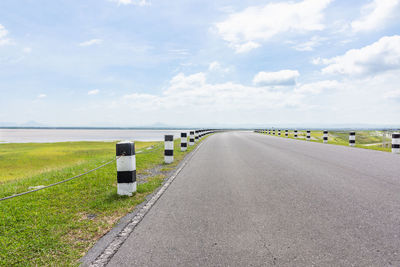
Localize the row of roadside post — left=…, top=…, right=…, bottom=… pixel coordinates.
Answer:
left=116, top=129, right=215, bottom=196
left=254, top=129, right=400, bottom=154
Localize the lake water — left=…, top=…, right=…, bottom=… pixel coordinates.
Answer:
left=0, top=129, right=191, bottom=143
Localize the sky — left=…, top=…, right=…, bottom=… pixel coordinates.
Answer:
left=0, top=0, right=399, bottom=127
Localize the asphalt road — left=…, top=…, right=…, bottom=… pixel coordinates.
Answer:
left=107, top=131, right=400, bottom=266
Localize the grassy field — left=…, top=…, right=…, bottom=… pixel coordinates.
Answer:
left=256, top=130, right=392, bottom=152
left=0, top=138, right=203, bottom=266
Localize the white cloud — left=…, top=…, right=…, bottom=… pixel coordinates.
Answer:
left=293, top=36, right=326, bottom=51
left=321, top=35, right=400, bottom=76
left=110, top=0, right=149, bottom=6
left=120, top=72, right=307, bottom=112
left=0, top=24, right=12, bottom=46
left=215, top=0, right=332, bottom=53
left=351, top=0, right=400, bottom=32
left=22, top=47, right=32, bottom=53
left=37, top=94, right=47, bottom=99
left=88, top=89, right=100, bottom=95
left=384, top=89, right=400, bottom=99
left=168, top=49, right=190, bottom=57
left=208, top=61, right=221, bottom=71
left=208, top=61, right=231, bottom=73
left=232, top=42, right=261, bottom=54
left=294, top=80, right=339, bottom=94
left=79, top=39, right=103, bottom=47
left=253, top=70, right=300, bottom=86
left=311, top=57, right=323, bottom=65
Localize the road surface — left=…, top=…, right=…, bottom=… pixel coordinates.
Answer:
left=107, top=131, right=400, bottom=266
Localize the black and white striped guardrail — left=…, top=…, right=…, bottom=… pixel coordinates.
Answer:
left=181, top=132, right=187, bottom=151
left=306, top=130, right=311, bottom=141
left=164, top=135, right=174, bottom=164
left=349, top=131, right=356, bottom=147
left=323, top=130, right=328, bottom=144
left=392, top=132, right=400, bottom=154
left=116, top=141, right=136, bottom=196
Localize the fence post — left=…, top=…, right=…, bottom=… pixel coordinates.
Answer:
left=116, top=141, right=136, bottom=196
left=323, top=130, right=328, bottom=144
left=181, top=132, right=187, bottom=151
left=349, top=131, right=356, bottom=147
left=189, top=131, right=195, bottom=146
left=164, top=135, right=174, bottom=164
left=294, top=130, right=298, bottom=138
left=306, top=130, right=311, bottom=141
left=392, top=132, right=400, bottom=154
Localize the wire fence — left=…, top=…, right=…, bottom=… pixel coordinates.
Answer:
left=0, top=156, right=121, bottom=202
left=0, top=141, right=169, bottom=202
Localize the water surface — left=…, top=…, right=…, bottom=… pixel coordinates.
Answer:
left=0, top=129, right=189, bottom=143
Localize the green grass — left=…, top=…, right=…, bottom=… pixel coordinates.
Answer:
left=0, top=141, right=157, bottom=183
left=0, top=137, right=203, bottom=266
left=257, top=130, right=392, bottom=152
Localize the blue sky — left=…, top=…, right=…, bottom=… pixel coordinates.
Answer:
left=0, top=0, right=399, bottom=127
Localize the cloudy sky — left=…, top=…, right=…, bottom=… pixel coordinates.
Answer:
left=0, top=0, right=399, bottom=127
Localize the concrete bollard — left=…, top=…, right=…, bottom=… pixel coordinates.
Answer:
left=273, top=129, right=275, bottom=135
left=294, top=130, right=298, bottom=138
left=278, top=130, right=281, bottom=136
left=164, top=135, right=174, bottom=164
left=285, top=130, right=288, bottom=137
left=392, top=132, right=400, bottom=154
left=195, top=130, right=199, bottom=142
left=349, top=131, right=356, bottom=147
left=268, top=130, right=271, bottom=135
left=181, top=132, right=187, bottom=151
left=323, top=130, right=328, bottom=144
left=306, top=130, right=311, bottom=141
left=116, top=141, right=136, bottom=196
left=189, top=131, right=195, bottom=146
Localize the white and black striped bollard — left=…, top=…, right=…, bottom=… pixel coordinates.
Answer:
left=392, top=132, right=400, bottom=154
left=306, top=130, right=311, bottom=141
left=116, top=141, right=136, bottom=196
left=195, top=130, right=199, bottom=142
left=349, top=131, right=356, bottom=147
left=278, top=130, right=281, bottom=136
left=181, top=132, right=187, bottom=151
left=273, top=130, right=275, bottom=135
left=189, top=131, right=195, bottom=146
left=285, top=130, right=288, bottom=137
left=164, top=135, right=174, bottom=164
left=294, top=130, right=298, bottom=138
left=323, top=130, right=328, bottom=144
